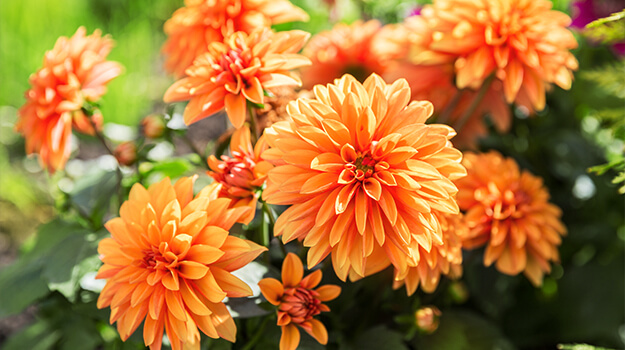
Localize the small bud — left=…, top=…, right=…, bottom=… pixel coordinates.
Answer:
left=114, top=141, right=137, bottom=166
left=141, top=114, right=166, bottom=139
left=415, top=306, right=441, bottom=334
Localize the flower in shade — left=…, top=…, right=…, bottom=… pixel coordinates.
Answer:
left=379, top=18, right=513, bottom=148
left=164, top=29, right=311, bottom=129
left=411, top=0, right=578, bottom=111
left=258, top=253, right=341, bottom=350
left=393, top=211, right=465, bottom=295
left=301, top=20, right=398, bottom=88
left=415, top=306, right=441, bottom=334
left=96, top=176, right=267, bottom=350
left=162, top=0, right=309, bottom=77
left=455, top=151, right=567, bottom=286
left=262, top=73, right=466, bottom=281
left=15, top=27, right=122, bottom=172
left=207, top=126, right=273, bottom=225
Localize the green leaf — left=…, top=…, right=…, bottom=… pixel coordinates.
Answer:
left=140, top=157, right=195, bottom=179
left=0, top=258, right=50, bottom=317
left=412, top=310, right=514, bottom=350
left=585, top=10, right=625, bottom=43
left=2, top=320, right=61, bottom=350
left=42, top=232, right=102, bottom=301
left=68, top=170, right=118, bottom=224
left=352, top=325, right=409, bottom=350
left=558, top=344, right=615, bottom=350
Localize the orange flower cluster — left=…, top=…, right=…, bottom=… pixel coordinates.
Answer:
left=455, top=152, right=567, bottom=286
left=162, top=0, right=309, bottom=77
left=16, top=27, right=122, bottom=172
left=409, top=0, right=578, bottom=111
left=393, top=211, right=465, bottom=295
left=207, top=126, right=273, bottom=225
left=262, top=73, right=466, bottom=281
left=164, top=29, right=311, bottom=129
left=259, top=253, right=341, bottom=350
left=301, top=20, right=396, bottom=88
left=96, top=177, right=267, bottom=350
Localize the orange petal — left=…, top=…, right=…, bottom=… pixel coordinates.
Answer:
left=224, top=94, right=247, bottom=129
left=280, top=324, right=301, bottom=350
left=282, top=253, right=304, bottom=288
left=241, top=77, right=264, bottom=104
left=258, top=278, right=284, bottom=305
left=315, top=284, right=341, bottom=302
left=306, top=318, right=329, bottom=345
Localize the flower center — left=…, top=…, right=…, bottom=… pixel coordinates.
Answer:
left=281, top=287, right=322, bottom=321
left=350, top=154, right=376, bottom=180
left=220, top=48, right=247, bottom=77
left=139, top=242, right=180, bottom=271
left=211, top=153, right=258, bottom=193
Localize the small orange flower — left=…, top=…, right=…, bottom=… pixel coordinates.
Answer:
left=393, top=211, right=465, bottom=295
left=301, top=20, right=396, bottom=88
left=15, top=27, right=122, bottom=172
left=141, top=114, right=166, bottom=139
left=164, top=29, right=311, bottom=129
left=411, top=0, right=579, bottom=111
left=207, top=126, right=273, bottom=225
left=163, top=0, right=309, bottom=77
left=258, top=253, right=341, bottom=350
left=114, top=141, right=137, bottom=166
left=455, top=151, right=567, bottom=286
left=262, top=74, right=466, bottom=281
left=415, top=306, right=441, bottom=334
left=96, top=176, right=267, bottom=350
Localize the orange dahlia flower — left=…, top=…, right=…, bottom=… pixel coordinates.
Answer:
left=455, top=151, right=566, bottom=286
left=301, top=20, right=399, bottom=88
left=163, top=0, right=309, bottom=77
left=96, top=176, right=267, bottom=350
left=207, top=126, right=273, bottom=225
left=258, top=253, right=341, bottom=350
left=262, top=73, right=467, bottom=281
left=393, top=211, right=465, bottom=295
left=413, top=0, right=579, bottom=110
left=15, top=27, right=122, bottom=172
left=379, top=18, right=512, bottom=148
left=164, top=29, right=311, bottom=129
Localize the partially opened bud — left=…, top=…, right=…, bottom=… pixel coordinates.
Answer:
left=114, top=141, right=137, bottom=166
left=141, top=114, right=166, bottom=138
left=416, top=306, right=441, bottom=334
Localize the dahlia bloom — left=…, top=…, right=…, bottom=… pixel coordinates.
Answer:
left=207, top=126, right=272, bottom=225
left=163, top=0, right=309, bottom=77
left=163, top=29, right=311, bottom=129
left=258, top=253, right=341, bottom=350
left=455, top=151, right=567, bottom=286
left=393, top=211, right=465, bottom=295
left=262, top=73, right=467, bottom=281
left=96, top=176, right=267, bottom=350
left=15, top=27, right=122, bottom=172
left=301, top=20, right=396, bottom=88
left=412, top=0, right=579, bottom=111
left=379, top=18, right=512, bottom=148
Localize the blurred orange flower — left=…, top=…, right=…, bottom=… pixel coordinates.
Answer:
left=163, top=0, right=309, bottom=77
left=380, top=18, right=512, bottom=148
left=412, top=0, right=578, bottom=110
left=262, top=74, right=466, bottom=281
left=207, top=126, right=273, bottom=224
left=455, top=151, right=567, bottom=286
left=96, top=177, right=267, bottom=350
left=164, top=29, right=311, bottom=129
left=258, top=253, right=340, bottom=350
left=15, top=27, right=122, bottom=172
left=301, top=20, right=395, bottom=88
left=393, top=211, right=465, bottom=295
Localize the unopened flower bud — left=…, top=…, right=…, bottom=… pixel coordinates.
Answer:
left=114, top=141, right=137, bottom=166
left=141, top=114, right=166, bottom=139
left=416, top=306, right=441, bottom=334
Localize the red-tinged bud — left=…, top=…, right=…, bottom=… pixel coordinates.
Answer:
left=114, top=141, right=137, bottom=166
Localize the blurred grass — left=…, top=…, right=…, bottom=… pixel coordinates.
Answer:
left=0, top=0, right=178, bottom=125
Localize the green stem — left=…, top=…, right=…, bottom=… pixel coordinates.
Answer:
left=262, top=201, right=276, bottom=226
left=87, top=115, right=124, bottom=209
left=436, top=88, right=464, bottom=125
left=240, top=316, right=272, bottom=350
left=453, top=74, right=495, bottom=134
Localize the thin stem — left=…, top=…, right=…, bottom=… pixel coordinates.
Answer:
left=262, top=201, right=276, bottom=226
left=453, top=74, right=496, bottom=134
left=87, top=115, right=124, bottom=208
left=240, top=316, right=272, bottom=350
left=248, top=104, right=259, bottom=145
left=180, top=132, right=208, bottom=168
left=436, top=88, right=464, bottom=125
